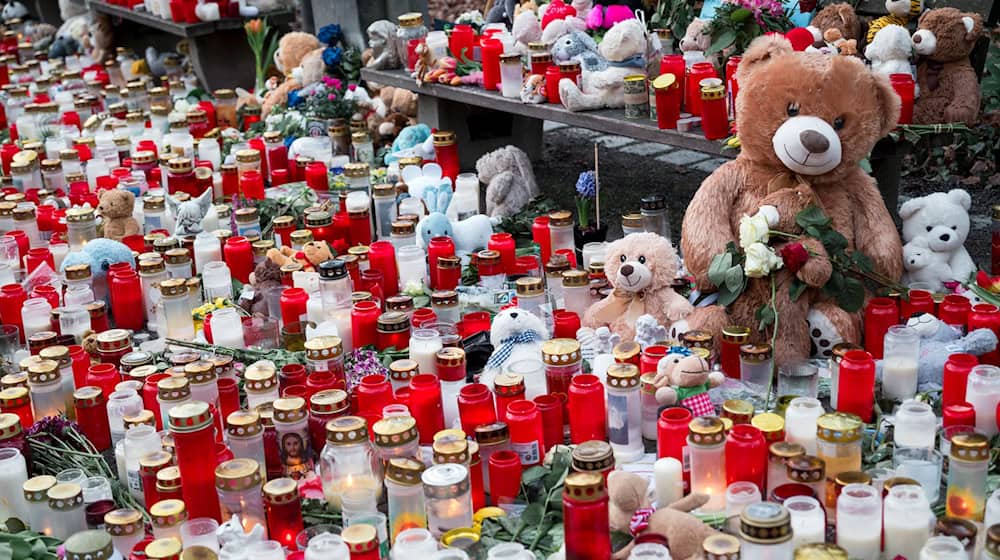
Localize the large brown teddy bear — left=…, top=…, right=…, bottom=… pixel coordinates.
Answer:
left=97, top=189, right=140, bottom=242
left=679, top=35, right=902, bottom=367
left=583, top=232, right=693, bottom=342
left=912, top=8, right=984, bottom=126
left=809, top=3, right=860, bottom=45
left=262, top=32, right=325, bottom=117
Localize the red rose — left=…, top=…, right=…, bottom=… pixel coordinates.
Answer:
left=780, top=242, right=810, bottom=274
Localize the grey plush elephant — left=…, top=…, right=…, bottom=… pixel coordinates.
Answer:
left=486, top=0, right=518, bottom=26
left=476, top=145, right=540, bottom=218
left=550, top=30, right=607, bottom=72
left=365, top=20, right=401, bottom=70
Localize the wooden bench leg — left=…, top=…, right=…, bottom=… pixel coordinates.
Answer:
left=418, top=94, right=544, bottom=169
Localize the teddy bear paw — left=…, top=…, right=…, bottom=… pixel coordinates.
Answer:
left=806, top=308, right=844, bottom=359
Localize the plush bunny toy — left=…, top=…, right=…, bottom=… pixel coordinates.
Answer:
left=416, top=182, right=494, bottom=257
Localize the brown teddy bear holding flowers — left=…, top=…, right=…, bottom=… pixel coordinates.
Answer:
left=679, top=34, right=903, bottom=366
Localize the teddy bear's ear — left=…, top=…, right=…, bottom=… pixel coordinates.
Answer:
left=737, top=34, right=793, bottom=83
left=947, top=188, right=972, bottom=211
left=961, top=13, right=982, bottom=41
left=898, top=197, right=926, bottom=219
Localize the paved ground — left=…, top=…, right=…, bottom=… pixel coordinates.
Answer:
left=534, top=121, right=997, bottom=268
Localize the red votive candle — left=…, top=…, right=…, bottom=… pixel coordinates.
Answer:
left=239, top=170, right=265, bottom=200
left=837, top=350, right=876, bottom=422
left=968, top=304, right=1000, bottom=366
left=901, top=289, right=935, bottom=321
left=553, top=311, right=581, bottom=339
left=69, top=345, right=89, bottom=391
left=943, top=402, right=976, bottom=428
left=144, top=373, right=169, bottom=430
left=488, top=450, right=521, bottom=505
left=563, top=472, right=611, bottom=560
left=864, top=297, right=899, bottom=359
left=433, top=132, right=459, bottom=184
left=482, top=39, right=502, bottom=91
left=449, top=24, right=475, bottom=60
left=700, top=79, right=729, bottom=140
left=25, top=247, right=53, bottom=275
left=458, top=311, right=491, bottom=338
left=355, top=374, right=393, bottom=418
left=138, top=450, right=171, bottom=508
left=369, top=241, right=398, bottom=298
left=686, top=62, right=716, bottom=116
left=939, top=295, right=972, bottom=329
left=110, top=270, right=144, bottom=331
left=168, top=401, right=222, bottom=521
left=85, top=364, right=121, bottom=402
left=263, top=478, right=304, bottom=549
left=533, top=394, right=564, bottom=451
left=657, top=407, right=692, bottom=491
left=408, top=374, right=445, bottom=444
left=304, top=162, right=328, bottom=191
left=280, top=364, right=307, bottom=392
left=720, top=326, right=750, bottom=379
left=221, top=165, right=238, bottom=198
left=412, top=308, right=437, bottom=329
left=218, top=377, right=240, bottom=420
left=459, top=383, right=497, bottom=435
left=427, top=236, right=455, bottom=290
left=0, top=284, right=25, bottom=342
left=224, top=236, right=254, bottom=284
left=725, top=424, right=767, bottom=491
left=488, top=233, right=517, bottom=275
left=568, top=374, right=606, bottom=444
left=280, top=287, right=309, bottom=327
left=654, top=73, right=681, bottom=129
left=0, top=386, right=32, bottom=427
left=942, top=354, right=978, bottom=407
left=640, top=345, right=668, bottom=375
left=890, top=73, right=915, bottom=125
left=532, top=217, right=551, bottom=265
left=494, top=374, right=526, bottom=423
left=506, top=399, right=545, bottom=466
left=351, top=301, right=380, bottom=349
left=348, top=210, right=373, bottom=247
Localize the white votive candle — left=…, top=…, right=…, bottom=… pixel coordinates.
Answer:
left=882, top=326, right=920, bottom=402
left=784, top=397, right=823, bottom=454
left=785, top=495, right=825, bottom=549
left=883, top=484, right=933, bottom=560
left=653, top=458, right=682, bottom=507
left=966, top=364, right=1000, bottom=437
left=893, top=399, right=937, bottom=449
left=836, top=483, right=882, bottom=560
left=0, top=447, right=30, bottom=524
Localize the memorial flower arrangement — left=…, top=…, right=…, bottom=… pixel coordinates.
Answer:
left=575, top=171, right=597, bottom=230
left=704, top=0, right=794, bottom=55
left=244, top=18, right=280, bottom=96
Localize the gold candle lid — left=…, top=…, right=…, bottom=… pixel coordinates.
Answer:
left=139, top=449, right=172, bottom=477
left=571, top=440, right=614, bottom=473
left=433, top=431, right=470, bottom=464
left=123, top=409, right=156, bottom=430
left=226, top=410, right=262, bottom=438
left=63, top=531, right=116, bottom=560
left=474, top=422, right=510, bottom=445
left=950, top=432, right=990, bottom=461
left=244, top=362, right=277, bottom=392
left=342, top=524, right=378, bottom=553
left=373, top=415, right=418, bottom=448
left=548, top=210, right=573, bottom=227
left=739, top=501, right=792, bottom=544
left=493, top=373, right=524, bottom=397
left=386, top=457, right=425, bottom=485
left=740, top=343, right=772, bottom=360
left=104, top=508, right=144, bottom=535
left=146, top=537, right=182, bottom=560
left=606, top=363, right=640, bottom=388
left=157, top=376, right=190, bottom=402
left=834, top=470, right=871, bottom=487
left=703, top=534, right=740, bottom=560
left=722, top=399, right=754, bottom=423
left=515, top=277, right=543, bottom=296
left=262, top=477, right=299, bottom=505
left=681, top=329, right=713, bottom=349
left=816, top=412, right=862, bottom=443
left=986, top=524, right=1000, bottom=558
left=310, top=389, right=349, bottom=415
left=215, top=458, right=262, bottom=492
left=47, top=483, right=84, bottom=511
left=325, top=415, right=368, bottom=445
left=563, top=472, right=606, bottom=501
left=751, top=413, right=784, bottom=442
left=688, top=416, right=725, bottom=446
left=786, top=454, right=825, bottom=483
left=181, top=546, right=218, bottom=560
left=23, top=475, right=57, bottom=502
left=721, top=325, right=751, bottom=343
left=388, top=359, right=419, bottom=382
left=613, top=340, right=641, bottom=362
left=273, top=397, right=307, bottom=423
left=27, top=359, right=60, bottom=385
left=150, top=499, right=187, bottom=528
left=167, top=401, right=212, bottom=433
left=769, top=441, right=805, bottom=461
left=541, top=338, right=581, bottom=366
left=794, top=544, right=849, bottom=559
left=156, top=466, right=181, bottom=492
left=0, top=386, right=29, bottom=408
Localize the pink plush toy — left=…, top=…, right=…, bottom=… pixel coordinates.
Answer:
left=586, top=5, right=635, bottom=30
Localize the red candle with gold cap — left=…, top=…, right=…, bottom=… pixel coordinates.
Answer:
left=168, top=401, right=222, bottom=521
left=73, top=386, right=111, bottom=452
left=263, top=477, right=304, bottom=549
left=342, top=524, right=380, bottom=560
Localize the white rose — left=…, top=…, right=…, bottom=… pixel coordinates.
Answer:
left=743, top=242, right=784, bottom=278
left=738, top=206, right=781, bottom=249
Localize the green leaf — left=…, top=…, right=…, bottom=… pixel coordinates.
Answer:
left=789, top=278, right=808, bottom=302
left=718, top=285, right=743, bottom=307
left=611, top=530, right=635, bottom=552
left=731, top=7, right=752, bottom=21
left=820, top=229, right=848, bottom=256
left=707, top=30, right=736, bottom=55
left=755, top=303, right=776, bottom=330
left=850, top=251, right=874, bottom=272
left=837, top=277, right=866, bottom=312
left=544, top=448, right=571, bottom=490
left=724, top=265, right=744, bottom=292
left=522, top=466, right=548, bottom=487
left=520, top=502, right=545, bottom=526
left=708, top=252, right=733, bottom=286
left=795, top=206, right=832, bottom=230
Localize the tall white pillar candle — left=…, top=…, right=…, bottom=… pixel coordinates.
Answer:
left=653, top=458, right=682, bottom=507
left=783, top=397, right=823, bottom=454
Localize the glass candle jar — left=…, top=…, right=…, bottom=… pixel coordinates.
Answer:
left=606, top=363, right=643, bottom=462
left=65, top=206, right=97, bottom=250
left=740, top=344, right=773, bottom=389
left=942, top=353, right=978, bottom=408
left=384, top=457, right=427, bottom=542
left=893, top=399, right=937, bottom=449
left=225, top=410, right=267, bottom=479
left=21, top=297, right=52, bottom=338
left=640, top=194, right=670, bottom=241
left=46, top=482, right=86, bottom=539
left=138, top=451, right=171, bottom=508
left=123, top=424, right=161, bottom=502
left=514, top=277, right=545, bottom=316
left=104, top=507, right=144, bottom=556
left=561, top=270, right=590, bottom=318
left=272, top=397, right=315, bottom=480
left=816, top=412, right=863, bottom=508
left=377, top=311, right=411, bottom=352
left=260, top=478, right=303, bottom=550
left=215, top=458, right=265, bottom=536
left=864, top=297, right=899, bottom=359
left=156, top=377, right=191, bottom=428
left=739, top=502, right=793, bottom=560
left=563, top=472, right=611, bottom=559
left=458, top=383, right=497, bottom=437
left=725, top=424, right=767, bottom=492
left=784, top=496, right=825, bottom=550
left=688, top=416, right=727, bottom=512
left=567, top=373, right=606, bottom=444
left=167, top=401, right=222, bottom=521
left=547, top=210, right=574, bottom=255
left=499, top=54, right=523, bottom=99
left=837, top=350, right=876, bottom=422
left=422, top=464, right=472, bottom=538
left=836, top=483, right=882, bottom=559
left=320, top=416, right=382, bottom=510
left=542, top=338, right=582, bottom=398
left=160, top=279, right=193, bottom=341
left=149, top=499, right=187, bottom=541
left=966, top=364, right=1000, bottom=437
left=408, top=328, right=442, bottom=378
left=657, top=407, right=693, bottom=488
left=946, top=431, right=989, bottom=520
left=372, top=414, right=419, bottom=464
left=883, top=484, right=933, bottom=559
left=27, top=358, right=64, bottom=417
left=783, top=397, right=823, bottom=455
left=882, top=325, right=920, bottom=403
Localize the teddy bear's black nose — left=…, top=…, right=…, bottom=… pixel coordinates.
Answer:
left=620, top=264, right=634, bottom=277
left=508, top=312, right=518, bottom=319
left=800, top=129, right=830, bottom=154
left=912, top=34, right=922, bottom=43
left=940, top=233, right=951, bottom=241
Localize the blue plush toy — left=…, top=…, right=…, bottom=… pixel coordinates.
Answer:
left=59, top=238, right=136, bottom=279
left=416, top=183, right=493, bottom=257
left=385, top=124, right=434, bottom=165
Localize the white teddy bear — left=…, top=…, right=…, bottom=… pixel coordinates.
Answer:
left=558, top=19, right=648, bottom=111
left=902, top=237, right=954, bottom=291
left=864, top=24, right=915, bottom=79
left=899, top=189, right=975, bottom=284
left=481, top=307, right=549, bottom=391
